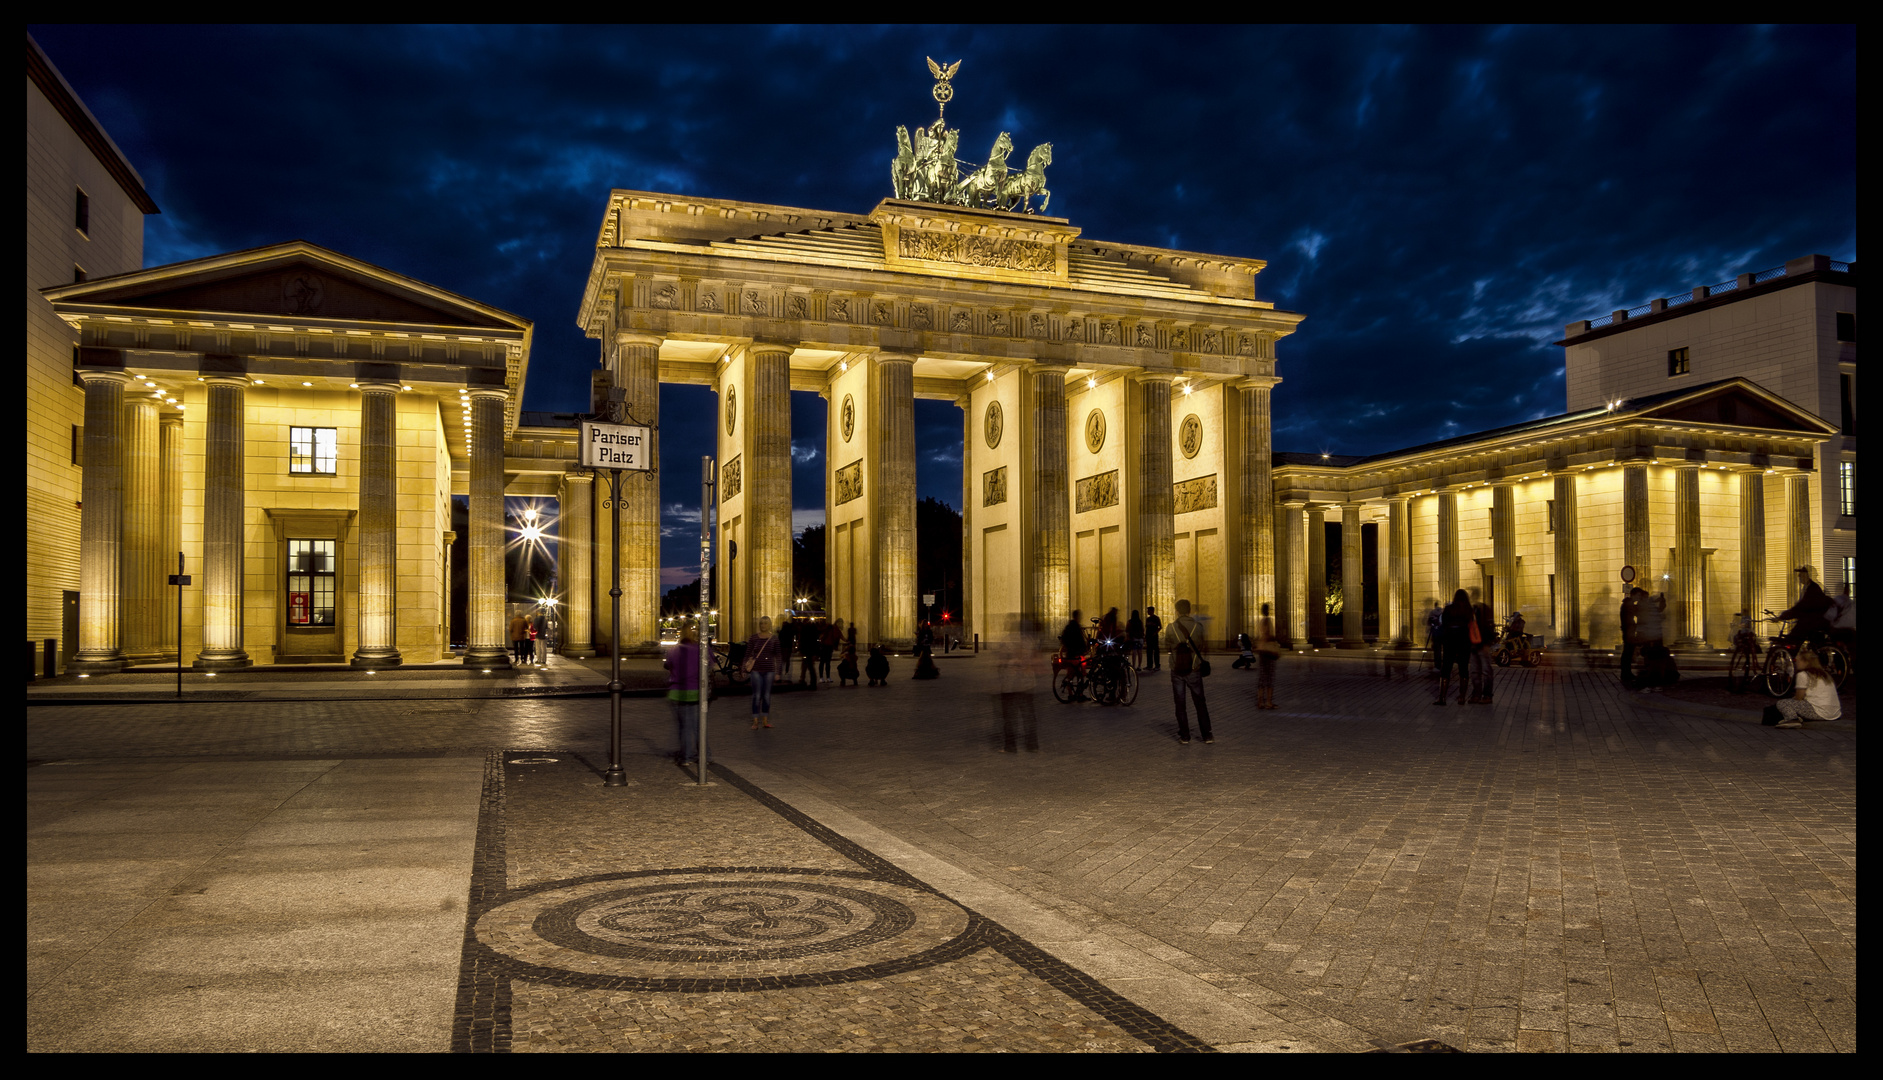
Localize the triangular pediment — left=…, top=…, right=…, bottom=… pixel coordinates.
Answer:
left=1634, top=378, right=1836, bottom=435
left=44, top=242, right=527, bottom=332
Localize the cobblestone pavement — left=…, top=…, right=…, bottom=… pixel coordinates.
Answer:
left=27, top=653, right=1856, bottom=1052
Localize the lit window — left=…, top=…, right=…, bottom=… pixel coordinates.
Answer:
left=1667, top=347, right=1690, bottom=377
left=289, top=427, right=338, bottom=474
left=286, top=540, right=336, bottom=626
left=1841, top=556, right=1855, bottom=601
left=1839, top=461, right=1855, bottom=517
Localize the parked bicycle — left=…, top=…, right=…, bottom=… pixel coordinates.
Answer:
left=1759, top=610, right=1851, bottom=698
left=1052, top=633, right=1138, bottom=706
left=1726, top=619, right=1762, bottom=693
left=708, top=640, right=749, bottom=696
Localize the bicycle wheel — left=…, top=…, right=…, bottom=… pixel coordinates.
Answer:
left=1053, top=667, right=1079, bottom=704
left=1728, top=648, right=1756, bottom=693
left=1819, top=644, right=1851, bottom=690
left=1494, top=648, right=1512, bottom=668
left=1763, top=648, right=1795, bottom=698
left=1115, top=664, right=1138, bottom=706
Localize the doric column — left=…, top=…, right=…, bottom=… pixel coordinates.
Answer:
left=1276, top=501, right=1304, bottom=646
left=1387, top=495, right=1411, bottom=644
left=614, top=332, right=662, bottom=647
left=1491, top=482, right=1517, bottom=615
left=73, top=370, right=131, bottom=672
left=1305, top=506, right=1327, bottom=646
left=958, top=395, right=973, bottom=641
left=1552, top=471, right=1582, bottom=645
left=591, top=469, right=611, bottom=652
left=441, top=530, right=458, bottom=650
left=875, top=352, right=918, bottom=649
left=560, top=474, right=594, bottom=657
left=352, top=382, right=402, bottom=668
left=1672, top=464, right=1704, bottom=646
left=1027, top=362, right=1071, bottom=627
left=1786, top=473, right=1813, bottom=601
left=122, top=393, right=164, bottom=660
left=1622, top=464, right=1650, bottom=583
left=1135, top=372, right=1176, bottom=618
left=1738, top=470, right=1765, bottom=618
left=1238, top=376, right=1280, bottom=642
left=1436, top=489, right=1459, bottom=601
left=748, top=343, right=795, bottom=629
left=462, top=389, right=511, bottom=668
left=1340, top=503, right=1365, bottom=645
left=160, top=413, right=183, bottom=658
left=195, top=376, right=251, bottom=670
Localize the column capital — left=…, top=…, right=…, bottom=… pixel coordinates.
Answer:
left=355, top=379, right=402, bottom=394
left=563, top=471, right=595, bottom=486
left=1236, top=374, right=1282, bottom=391
left=748, top=341, right=795, bottom=359
left=467, top=387, right=509, bottom=402
left=202, top=374, right=250, bottom=388
left=873, top=350, right=918, bottom=366
left=1130, top=370, right=1178, bottom=385
left=159, top=410, right=184, bottom=426
left=443, top=530, right=459, bottom=542
left=76, top=368, right=135, bottom=386
left=613, top=331, right=663, bottom=349
left=1670, top=459, right=1705, bottom=471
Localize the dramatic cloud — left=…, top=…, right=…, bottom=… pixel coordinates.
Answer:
left=32, top=24, right=1854, bottom=573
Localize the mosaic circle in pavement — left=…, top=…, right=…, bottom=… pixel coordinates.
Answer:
left=476, top=869, right=974, bottom=985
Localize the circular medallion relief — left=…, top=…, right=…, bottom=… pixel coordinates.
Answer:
left=1085, top=408, right=1107, bottom=454
left=725, top=386, right=737, bottom=436
left=1179, top=413, right=1203, bottom=459
left=984, top=401, right=1003, bottom=450
left=841, top=394, right=856, bottom=443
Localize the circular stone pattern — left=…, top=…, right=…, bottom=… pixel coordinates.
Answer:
left=841, top=394, right=856, bottom=442
left=725, top=387, right=738, bottom=435
left=984, top=401, right=1003, bottom=449
left=1085, top=408, right=1107, bottom=454
left=1179, top=413, right=1203, bottom=459
left=475, top=870, right=973, bottom=985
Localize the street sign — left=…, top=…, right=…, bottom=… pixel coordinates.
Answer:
left=921, top=593, right=935, bottom=606
left=581, top=421, right=652, bottom=470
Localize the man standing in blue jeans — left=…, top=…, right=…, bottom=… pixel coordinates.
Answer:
left=1165, top=599, right=1211, bottom=744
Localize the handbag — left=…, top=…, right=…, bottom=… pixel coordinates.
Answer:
left=742, top=635, right=772, bottom=675
left=1468, top=619, right=1482, bottom=645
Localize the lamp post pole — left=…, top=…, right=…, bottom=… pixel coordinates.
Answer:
left=583, top=391, right=654, bottom=790
left=601, top=467, right=627, bottom=787
left=698, top=455, right=714, bottom=787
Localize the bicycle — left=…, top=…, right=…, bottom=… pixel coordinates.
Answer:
left=1726, top=627, right=1761, bottom=693
left=1052, top=637, right=1138, bottom=706
left=1758, top=611, right=1851, bottom=698
left=1492, top=615, right=1541, bottom=668
left=708, top=640, right=750, bottom=697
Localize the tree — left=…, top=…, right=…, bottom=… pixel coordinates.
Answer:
left=916, top=497, right=963, bottom=621
left=793, top=524, right=826, bottom=608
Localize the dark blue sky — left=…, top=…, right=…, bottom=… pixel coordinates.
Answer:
left=32, top=25, right=1855, bottom=579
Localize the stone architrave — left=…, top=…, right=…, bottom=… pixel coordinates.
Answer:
left=1134, top=373, right=1175, bottom=621
left=875, top=353, right=918, bottom=649
left=463, top=389, right=511, bottom=668
left=1387, top=495, right=1411, bottom=645
left=1786, top=474, right=1812, bottom=601
left=73, top=370, right=131, bottom=672
left=122, top=394, right=164, bottom=660
left=1738, top=470, right=1765, bottom=618
left=1306, top=506, right=1327, bottom=646
left=614, top=332, right=663, bottom=648
left=1027, top=362, right=1071, bottom=627
left=1341, top=504, right=1364, bottom=646
left=352, top=382, right=403, bottom=668
left=1672, top=464, right=1704, bottom=646
left=1552, top=472, right=1582, bottom=645
left=1238, top=376, right=1279, bottom=639
left=195, top=376, right=252, bottom=670
left=561, top=474, right=595, bottom=657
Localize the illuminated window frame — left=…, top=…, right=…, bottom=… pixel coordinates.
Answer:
left=286, top=539, right=336, bottom=626
left=1667, top=347, right=1690, bottom=377
left=289, top=427, right=338, bottom=475
left=1839, top=460, right=1855, bottom=517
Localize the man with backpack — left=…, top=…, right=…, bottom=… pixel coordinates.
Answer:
left=1164, top=599, right=1211, bottom=744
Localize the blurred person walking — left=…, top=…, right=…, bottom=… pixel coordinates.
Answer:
left=1126, top=609, right=1145, bottom=669
left=1434, top=590, right=1473, bottom=705
left=1255, top=602, right=1281, bottom=710
left=995, top=616, right=1040, bottom=752
left=509, top=610, right=531, bottom=665
left=664, top=624, right=705, bottom=764
left=1166, top=599, right=1212, bottom=744
left=1469, top=595, right=1497, bottom=703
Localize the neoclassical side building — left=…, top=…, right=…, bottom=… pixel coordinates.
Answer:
left=43, top=242, right=535, bottom=670
left=564, top=192, right=1305, bottom=651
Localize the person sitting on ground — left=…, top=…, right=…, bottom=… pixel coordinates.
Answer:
left=837, top=643, right=860, bottom=687
left=1231, top=632, right=1256, bottom=670
left=1768, top=647, right=1841, bottom=728
left=865, top=645, right=891, bottom=686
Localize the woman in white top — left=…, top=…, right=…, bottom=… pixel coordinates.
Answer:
left=1774, top=648, right=1842, bottom=728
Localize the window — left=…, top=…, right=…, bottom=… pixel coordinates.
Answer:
left=1667, top=347, right=1690, bottom=377
left=75, top=187, right=89, bottom=236
left=1842, top=557, right=1856, bottom=601
left=1836, top=312, right=1856, bottom=343
left=289, top=427, right=338, bottom=474
left=1546, top=499, right=1557, bottom=534
left=73, top=265, right=86, bottom=284
left=1840, top=461, right=1855, bottom=517
left=286, top=540, right=336, bottom=626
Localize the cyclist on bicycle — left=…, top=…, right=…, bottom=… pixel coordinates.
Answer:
left=1778, top=566, right=1835, bottom=647
left=1504, top=611, right=1527, bottom=652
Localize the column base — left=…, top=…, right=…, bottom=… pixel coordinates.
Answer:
left=560, top=645, right=597, bottom=659
left=350, top=649, right=404, bottom=669
left=463, top=647, right=513, bottom=669
left=1673, top=638, right=1708, bottom=650
left=193, top=652, right=253, bottom=671
left=69, top=654, right=128, bottom=674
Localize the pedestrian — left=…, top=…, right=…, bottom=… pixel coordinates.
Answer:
left=1125, top=609, right=1145, bottom=669
left=664, top=624, right=704, bottom=765
left=1255, top=602, right=1281, bottom=710
left=865, top=644, right=891, bottom=686
left=913, top=641, right=940, bottom=679
left=531, top=610, right=547, bottom=665
left=1144, top=606, right=1163, bottom=671
left=1469, top=595, right=1496, bottom=704
left=821, top=619, right=842, bottom=682
left=1434, top=589, right=1473, bottom=705
left=1765, top=647, right=1842, bottom=728
left=1425, top=600, right=1444, bottom=670
left=777, top=613, right=797, bottom=683
left=797, top=628, right=819, bottom=688
left=1166, top=598, right=1212, bottom=744
left=1099, top=607, right=1120, bottom=644
left=995, top=615, right=1039, bottom=752
left=1829, top=581, right=1857, bottom=652
left=837, top=641, right=860, bottom=686
left=1059, top=609, right=1087, bottom=663
left=743, top=616, right=781, bottom=729
left=508, top=609, right=530, bottom=665
left=1636, top=593, right=1674, bottom=690
left=1618, top=588, right=1643, bottom=685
